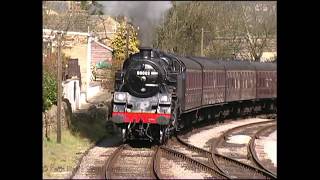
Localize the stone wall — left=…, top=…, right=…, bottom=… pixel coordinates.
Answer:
left=42, top=102, right=72, bottom=139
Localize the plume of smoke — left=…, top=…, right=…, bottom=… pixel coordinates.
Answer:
left=100, top=1, right=172, bottom=47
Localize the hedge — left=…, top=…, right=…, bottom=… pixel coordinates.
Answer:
left=43, top=71, right=57, bottom=112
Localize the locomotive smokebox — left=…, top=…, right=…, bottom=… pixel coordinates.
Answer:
left=139, top=47, right=153, bottom=59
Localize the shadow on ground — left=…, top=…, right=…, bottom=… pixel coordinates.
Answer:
left=68, top=101, right=117, bottom=143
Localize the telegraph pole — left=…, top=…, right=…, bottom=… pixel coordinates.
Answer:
left=200, top=28, right=210, bottom=57
left=201, top=28, right=204, bottom=56
left=57, top=32, right=62, bottom=144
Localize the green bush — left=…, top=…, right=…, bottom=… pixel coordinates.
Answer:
left=43, top=71, right=57, bottom=111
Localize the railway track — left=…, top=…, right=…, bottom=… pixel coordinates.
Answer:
left=157, top=145, right=228, bottom=179
left=249, top=124, right=277, bottom=176
left=211, top=120, right=277, bottom=179
left=105, top=144, right=159, bottom=179
left=105, top=142, right=227, bottom=179
left=175, top=135, right=276, bottom=179
left=102, top=117, right=277, bottom=179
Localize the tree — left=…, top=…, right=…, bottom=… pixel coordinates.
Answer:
left=43, top=1, right=106, bottom=32
left=110, top=21, right=140, bottom=61
left=43, top=1, right=90, bottom=32
left=153, top=1, right=276, bottom=61
left=238, top=2, right=276, bottom=61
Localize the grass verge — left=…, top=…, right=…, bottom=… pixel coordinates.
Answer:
left=43, top=107, right=113, bottom=179
left=43, top=128, right=92, bottom=179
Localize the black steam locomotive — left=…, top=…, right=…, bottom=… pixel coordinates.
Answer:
left=110, top=47, right=277, bottom=144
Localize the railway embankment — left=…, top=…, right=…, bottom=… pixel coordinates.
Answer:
left=43, top=89, right=115, bottom=179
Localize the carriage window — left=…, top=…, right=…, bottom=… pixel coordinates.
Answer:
left=213, top=73, right=215, bottom=87
left=237, top=78, right=239, bottom=89
left=212, top=72, right=214, bottom=86
left=245, top=72, right=248, bottom=88
left=211, top=72, right=213, bottom=86
left=192, top=73, right=194, bottom=88
left=232, top=77, right=234, bottom=89
left=231, top=72, right=234, bottom=88
left=188, top=73, right=190, bottom=88
left=246, top=73, right=249, bottom=88
left=221, top=73, right=226, bottom=85
left=222, top=72, right=224, bottom=86
left=236, top=73, right=239, bottom=89
left=208, top=72, right=210, bottom=86
left=198, top=73, right=200, bottom=87
left=230, top=72, right=234, bottom=88
left=250, top=72, right=252, bottom=88
left=213, top=72, right=214, bottom=86
left=193, top=72, right=195, bottom=88
left=206, top=72, right=208, bottom=86
left=194, top=72, right=196, bottom=88
left=232, top=72, right=234, bottom=88
left=197, top=73, right=199, bottom=87
left=258, top=73, right=261, bottom=87
left=210, top=72, right=212, bottom=86
left=247, top=74, right=250, bottom=88
left=196, top=73, right=198, bottom=87
left=247, top=72, right=250, bottom=88
left=235, top=72, right=239, bottom=89
left=190, top=72, right=192, bottom=88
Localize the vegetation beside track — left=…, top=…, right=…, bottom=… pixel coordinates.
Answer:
left=43, top=107, right=114, bottom=179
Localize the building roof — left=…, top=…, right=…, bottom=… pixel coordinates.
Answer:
left=43, top=29, right=113, bottom=51
left=92, top=40, right=113, bottom=52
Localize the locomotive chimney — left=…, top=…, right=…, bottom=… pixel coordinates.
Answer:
left=139, top=47, right=153, bottom=59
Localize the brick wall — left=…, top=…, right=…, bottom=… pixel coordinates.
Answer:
left=91, top=41, right=112, bottom=65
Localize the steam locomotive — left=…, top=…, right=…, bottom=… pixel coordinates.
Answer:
left=110, top=47, right=277, bottom=144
